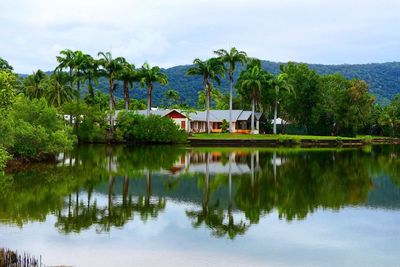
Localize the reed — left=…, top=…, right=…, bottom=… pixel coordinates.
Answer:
left=0, top=248, right=42, bottom=267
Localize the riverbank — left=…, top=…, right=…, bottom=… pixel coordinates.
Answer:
left=189, top=134, right=400, bottom=147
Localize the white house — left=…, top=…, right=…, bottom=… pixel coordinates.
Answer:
left=113, top=109, right=265, bottom=133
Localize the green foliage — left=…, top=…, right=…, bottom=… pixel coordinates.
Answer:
left=1, top=96, right=75, bottom=160
left=280, top=63, right=320, bottom=134
left=23, top=69, right=47, bottom=99
left=0, top=71, right=18, bottom=111
left=117, top=112, right=187, bottom=143
left=378, top=94, right=400, bottom=136
left=163, top=89, right=180, bottom=107
left=221, top=119, right=229, bottom=133
left=0, top=57, right=13, bottom=71
left=77, top=104, right=109, bottom=143
left=0, top=147, right=10, bottom=171
left=138, top=62, right=169, bottom=113
left=44, top=72, right=75, bottom=107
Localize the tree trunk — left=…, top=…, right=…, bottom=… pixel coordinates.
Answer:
left=205, top=152, right=210, bottom=211
left=112, top=83, right=117, bottom=109
left=109, top=78, right=114, bottom=132
left=57, top=85, right=61, bottom=108
left=123, top=175, right=129, bottom=205
left=147, top=84, right=152, bottom=116
left=77, top=79, right=81, bottom=103
left=229, top=73, right=233, bottom=133
left=76, top=79, right=81, bottom=136
left=124, top=81, right=130, bottom=110
left=146, top=170, right=152, bottom=197
left=251, top=90, right=255, bottom=133
left=206, top=82, right=211, bottom=134
left=108, top=175, right=115, bottom=215
left=69, top=67, right=73, bottom=87
left=88, top=78, right=94, bottom=99
left=273, top=100, right=278, bottom=134
left=228, top=153, right=232, bottom=207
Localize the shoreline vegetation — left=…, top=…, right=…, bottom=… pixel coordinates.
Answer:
left=1, top=46, right=400, bottom=171
left=189, top=134, right=400, bottom=147
left=0, top=248, right=42, bottom=267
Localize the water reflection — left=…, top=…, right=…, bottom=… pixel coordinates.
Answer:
left=1, top=145, right=399, bottom=239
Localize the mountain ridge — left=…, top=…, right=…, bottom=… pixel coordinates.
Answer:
left=19, top=61, right=400, bottom=106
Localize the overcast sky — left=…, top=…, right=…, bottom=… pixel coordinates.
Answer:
left=1, top=0, right=400, bottom=73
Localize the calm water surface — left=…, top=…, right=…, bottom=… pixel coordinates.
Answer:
left=1, top=145, right=399, bottom=267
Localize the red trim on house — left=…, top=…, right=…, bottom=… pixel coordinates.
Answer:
left=166, top=110, right=186, bottom=119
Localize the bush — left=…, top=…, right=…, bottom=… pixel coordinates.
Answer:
left=0, top=147, right=10, bottom=171
left=75, top=104, right=108, bottom=143
left=221, top=119, right=229, bottom=133
left=117, top=112, right=188, bottom=143
left=1, top=96, right=75, bottom=160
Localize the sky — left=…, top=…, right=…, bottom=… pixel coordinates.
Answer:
left=1, top=0, right=400, bottom=73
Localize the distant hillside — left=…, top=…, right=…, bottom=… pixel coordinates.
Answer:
left=22, top=61, right=400, bottom=106
left=126, top=61, right=400, bottom=106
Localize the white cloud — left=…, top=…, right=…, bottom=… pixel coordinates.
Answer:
left=1, top=0, right=399, bottom=72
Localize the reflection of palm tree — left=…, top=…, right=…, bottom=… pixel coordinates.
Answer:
left=214, top=153, right=249, bottom=239
left=56, top=190, right=100, bottom=233
left=186, top=152, right=249, bottom=239
left=132, top=170, right=166, bottom=222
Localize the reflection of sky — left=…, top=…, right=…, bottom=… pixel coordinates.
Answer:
left=1, top=200, right=399, bottom=267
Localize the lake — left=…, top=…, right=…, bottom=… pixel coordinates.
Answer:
left=0, top=145, right=399, bottom=267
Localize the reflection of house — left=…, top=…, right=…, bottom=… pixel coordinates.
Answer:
left=168, top=151, right=260, bottom=175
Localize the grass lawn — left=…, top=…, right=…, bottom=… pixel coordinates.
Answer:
left=190, top=133, right=364, bottom=140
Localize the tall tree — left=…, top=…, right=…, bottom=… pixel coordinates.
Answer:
left=164, top=89, right=180, bottom=107
left=281, top=63, right=320, bottom=134
left=82, top=55, right=99, bottom=100
left=118, top=62, right=137, bottom=110
left=55, top=49, right=75, bottom=87
left=71, top=50, right=90, bottom=103
left=44, top=72, right=74, bottom=108
left=138, top=62, right=168, bottom=115
left=23, top=70, right=47, bottom=99
left=237, top=62, right=269, bottom=133
left=97, top=52, right=126, bottom=129
left=270, top=71, right=293, bottom=134
left=187, top=58, right=225, bottom=133
left=0, top=57, right=13, bottom=71
left=214, top=47, right=247, bottom=132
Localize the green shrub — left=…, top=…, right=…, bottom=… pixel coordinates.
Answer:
left=77, top=105, right=108, bottom=143
left=1, top=96, right=75, bottom=160
left=0, top=147, right=10, bottom=171
left=117, top=112, right=188, bottom=143
left=221, top=119, right=229, bottom=133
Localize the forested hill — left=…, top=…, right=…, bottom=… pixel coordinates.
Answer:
left=25, top=61, right=400, bottom=106
left=126, top=61, right=400, bottom=106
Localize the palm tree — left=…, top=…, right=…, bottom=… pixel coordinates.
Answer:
left=164, top=89, right=180, bottom=107
left=55, top=49, right=75, bottom=87
left=71, top=50, right=90, bottom=103
left=118, top=62, right=137, bottom=110
left=138, top=62, right=168, bottom=115
left=45, top=72, right=74, bottom=108
left=82, top=55, right=99, bottom=100
left=187, top=58, right=225, bottom=133
left=214, top=48, right=247, bottom=132
left=270, top=72, right=293, bottom=134
left=237, top=63, right=269, bottom=133
left=23, top=69, right=47, bottom=99
left=97, top=52, right=126, bottom=129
